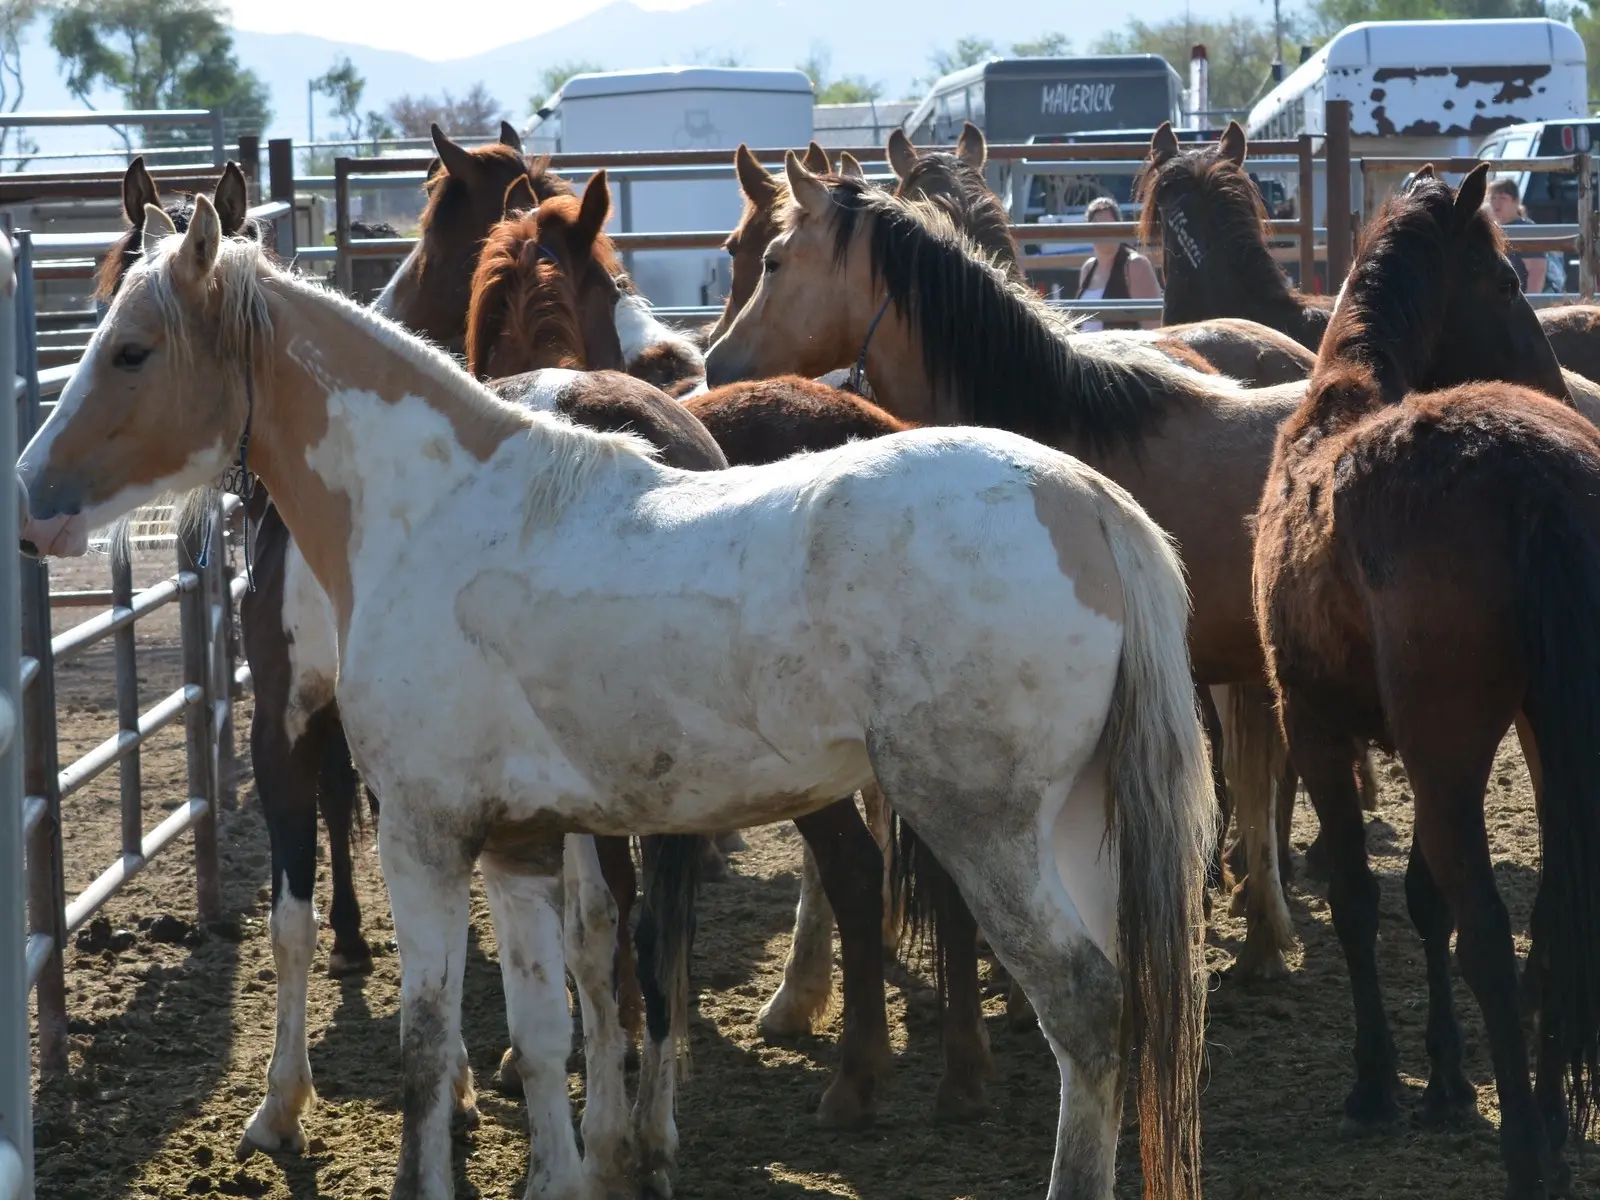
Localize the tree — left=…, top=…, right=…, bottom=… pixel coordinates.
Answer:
left=1092, top=14, right=1301, bottom=114
left=312, top=56, right=365, bottom=141
left=50, top=0, right=271, bottom=147
left=798, top=45, right=882, bottom=105
left=386, top=83, right=503, bottom=139
left=529, top=59, right=601, bottom=114
left=0, top=2, right=41, bottom=169
left=919, top=35, right=997, bottom=86
left=1012, top=32, right=1072, bottom=56
left=1304, top=0, right=1553, bottom=40
left=688, top=47, right=745, bottom=67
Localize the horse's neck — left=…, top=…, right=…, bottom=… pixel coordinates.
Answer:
left=253, top=281, right=531, bottom=634
left=860, top=311, right=961, bottom=426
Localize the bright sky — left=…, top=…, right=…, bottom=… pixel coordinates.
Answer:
left=228, top=0, right=705, bottom=60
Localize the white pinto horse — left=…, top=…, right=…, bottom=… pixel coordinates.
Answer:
left=19, top=196, right=1213, bottom=1200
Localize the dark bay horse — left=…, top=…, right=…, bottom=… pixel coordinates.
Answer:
left=1253, top=163, right=1596, bottom=1197
left=1138, top=118, right=1600, bottom=390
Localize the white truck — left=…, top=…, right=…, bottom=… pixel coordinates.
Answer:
left=524, top=66, right=815, bottom=308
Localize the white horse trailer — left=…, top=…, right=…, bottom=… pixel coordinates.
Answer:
left=1247, top=18, right=1587, bottom=223
left=524, top=67, right=814, bottom=308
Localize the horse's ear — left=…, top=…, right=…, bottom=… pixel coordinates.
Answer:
left=956, top=121, right=987, bottom=171
left=213, top=161, right=249, bottom=236
left=123, top=155, right=158, bottom=227
left=1405, top=164, right=1436, bottom=194
left=170, top=193, right=220, bottom=292
left=576, top=169, right=611, bottom=243
left=499, top=120, right=523, bottom=152
left=431, top=123, right=477, bottom=179
left=802, top=140, right=830, bottom=174
left=735, top=143, right=777, bottom=206
left=838, top=150, right=865, bottom=182
left=1150, top=121, right=1179, bottom=163
left=1219, top=121, right=1247, bottom=167
left=504, top=175, right=537, bottom=214
left=141, top=202, right=177, bottom=257
left=784, top=149, right=830, bottom=218
left=1454, top=162, right=1490, bottom=225
left=887, top=128, right=917, bottom=180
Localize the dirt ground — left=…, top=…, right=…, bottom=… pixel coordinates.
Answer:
left=26, top=549, right=1596, bottom=1200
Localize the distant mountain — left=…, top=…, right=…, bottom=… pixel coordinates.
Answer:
left=8, top=0, right=1230, bottom=156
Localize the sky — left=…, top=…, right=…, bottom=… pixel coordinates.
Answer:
left=227, top=0, right=709, bottom=60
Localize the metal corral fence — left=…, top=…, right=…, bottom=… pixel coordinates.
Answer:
left=0, top=225, right=248, bottom=1200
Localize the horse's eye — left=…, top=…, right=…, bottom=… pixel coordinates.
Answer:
left=762, top=256, right=780, bottom=275
left=113, top=344, right=150, bottom=369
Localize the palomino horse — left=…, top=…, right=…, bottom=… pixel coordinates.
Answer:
left=22, top=193, right=1211, bottom=1200
left=1253, top=164, right=1595, bottom=1197
left=706, top=155, right=1319, bottom=983
left=1139, top=119, right=1600, bottom=388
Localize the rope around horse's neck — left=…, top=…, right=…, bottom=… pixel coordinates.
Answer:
left=199, top=321, right=257, bottom=592
left=844, top=296, right=892, bottom=397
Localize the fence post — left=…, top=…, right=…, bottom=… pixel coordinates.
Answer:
left=14, top=233, right=65, bottom=1075
left=1298, top=134, right=1315, bottom=290
left=209, top=109, right=226, bottom=169
left=334, top=156, right=352, bottom=294
left=1577, top=150, right=1594, bottom=302
left=112, top=551, right=141, bottom=858
left=267, top=138, right=295, bottom=259
left=178, top=517, right=220, bottom=923
left=618, top=176, right=636, bottom=280
left=237, top=134, right=260, bottom=201
left=0, top=228, right=34, bottom=1200
left=1325, top=100, right=1352, bottom=292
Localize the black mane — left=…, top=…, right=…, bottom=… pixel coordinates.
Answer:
left=892, top=152, right=1021, bottom=280
left=819, top=176, right=1202, bottom=454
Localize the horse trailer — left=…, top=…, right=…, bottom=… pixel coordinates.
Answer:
left=523, top=66, right=814, bottom=307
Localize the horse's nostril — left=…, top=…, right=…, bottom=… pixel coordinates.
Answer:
left=18, top=539, right=37, bottom=558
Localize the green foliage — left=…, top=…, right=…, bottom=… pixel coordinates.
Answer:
left=1303, top=0, right=1555, bottom=39
left=386, top=83, right=502, bottom=139
left=312, top=55, right=365, bottom=141
left=1092, top=13, right=1306, bottom=113
left=529, top=59, right=602, bottom=113
left=799, top=45, right=883, bottom=104
left=1012, top=32, right=1073, bottom=56
left=0, top=2, right=41, bottom=166
left=49, top=0, right=271, bottom=145
left=918, top=35, right=998, bottom=87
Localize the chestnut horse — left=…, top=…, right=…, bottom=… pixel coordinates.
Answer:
left=1253, top=164, right=1596, bottom=1197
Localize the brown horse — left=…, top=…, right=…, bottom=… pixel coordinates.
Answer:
left=1253, top=163, right=1596, bottom=1197
left=704, top=156, right=1316, bottom=994
left=1139, top=118, right=1600, bottom=391
left=373, top=122, right=568, bottom=349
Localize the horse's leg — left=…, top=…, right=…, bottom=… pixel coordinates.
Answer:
left=791, top=797, right=891, bottom=1127
left=237, top=706, right=325, bottom=1158
left=697, top=834, right=730, bottom=884
left=1513, top=712, right=1546, bottom=1020
left=317, top=716, right=373, bottom=978
left=381, top=811, right=474, bottom=1200
left=633, top=835, right=700, bottom=1199
left=479, top=844, right=585, bottom=1200
left=563, top=836, right=635, bottom=1196
left=1226, top=684, right=1294, bottom=980
left=1402, top=838, right=1474, bottom=1125
left=859, top=783, right=899, bottom=952
left=1282, top=688, right=1399, bottom=1128
left=495, top=834, right=640, bottom=1098
left=1403, top=712, right=1551, bottom=1196
left=757, top=835, right=835, bottom=1037
left=1199, top=684, right=1232, bottom=898
left=929, top=871, right=994, bottom=1123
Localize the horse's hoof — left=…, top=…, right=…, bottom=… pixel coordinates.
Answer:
left=1227, top=881, right=1249, bottom=919
left=713, top=830, right=748, bottom=854
left=1303, top=837, right=1331, bottom=882
left=699, top=847, right=731, bottom=884
left=1417, top=1072, right=1477, bottom=1128
left=757, top=992, right=825, bottom=1038
left=641, top=1167, right=674, bottom=1200
left=236, top=1111, right=307, bottom=1160
left=452, top=1103, right=481, bottom=1133
left=1228, top=943, right=1290, bottom=983
left=495, top=1047, right=524, bottom=1097
left=1338, top=1083, right=1401, bottom=1138
left=327, top=946, right=374, bottom=978
left=815, top=1078, right=876, bottom=1130
left=932, top=1083, right=993, bottom=1124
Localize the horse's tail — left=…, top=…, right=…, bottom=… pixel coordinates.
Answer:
left=634, top=834, right=702, bottom=1070
left=1097, top=486, right=1214, bottom=1200
left=887, top=809, right=963, bottom=1016
left=1517, top=493, right=1600, bottom=1139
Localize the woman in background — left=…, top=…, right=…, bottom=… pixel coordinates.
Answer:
left=1075, top=196, right=1161, bottom=330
